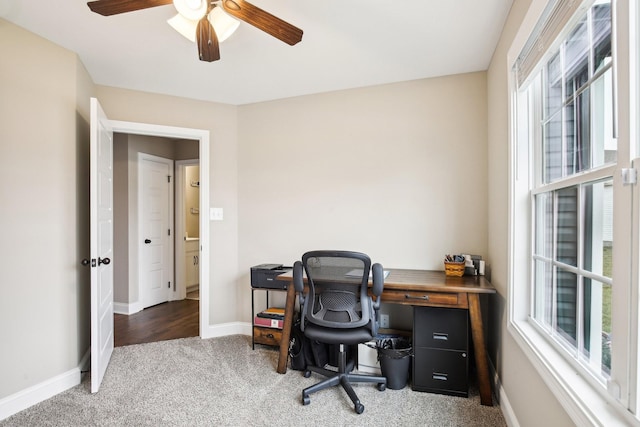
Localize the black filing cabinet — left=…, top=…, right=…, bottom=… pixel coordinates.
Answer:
left=412, top=306, right=469, bottom=397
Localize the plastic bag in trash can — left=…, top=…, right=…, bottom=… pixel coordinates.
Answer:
left=376, top=337, right=413, bottom=359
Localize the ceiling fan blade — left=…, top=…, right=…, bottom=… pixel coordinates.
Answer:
left=197, top=17, right=221, bottom=62
left=87, top=0, right=173, bottom=16
left=221, top=0, right=303, bottom=46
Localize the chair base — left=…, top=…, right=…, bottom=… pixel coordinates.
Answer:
left=301, top=344, right=386, bottom=414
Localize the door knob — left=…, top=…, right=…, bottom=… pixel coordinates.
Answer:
left=81, top=259, right=90, bottom=266
left=98, top=257, right=111, bottom=266
left=144, top=239, right=151, bottom=244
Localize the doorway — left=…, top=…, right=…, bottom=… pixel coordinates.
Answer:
left=108, top=120, right=209, bottom=346
left=114, top=299, right=198, bottom=347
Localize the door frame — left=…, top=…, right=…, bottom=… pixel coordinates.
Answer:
left=138, top=153, right=175, bottom=308
left=111, top=120, right=210, bottom=338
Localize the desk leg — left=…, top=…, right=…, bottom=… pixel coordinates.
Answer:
left=276, top=283, right=296, bottom=374
left=468, top=293, right=493, bottom=406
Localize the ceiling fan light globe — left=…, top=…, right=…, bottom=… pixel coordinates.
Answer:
left=167, top=14, right=198, bottom=43
left=173, top=0, right=208, bottom=21
left=208, top=6, right=240, bottom=43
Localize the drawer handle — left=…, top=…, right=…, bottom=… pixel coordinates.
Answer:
left=433, top=372, right=448, bottom=381
left=405, top=294, right=429, bottom=301
left=266, top=333, right=275, bottom=339
left=433, top=333, right=448, bottom=341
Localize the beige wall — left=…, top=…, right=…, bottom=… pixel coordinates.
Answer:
left=237, top=73, right=489, bottom=324
left=0, top=19, right=95, bottom=398
left=486, top=0, right=573, bottom=425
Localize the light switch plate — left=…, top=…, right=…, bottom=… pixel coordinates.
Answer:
left=210, top=207, right=224, bottom=221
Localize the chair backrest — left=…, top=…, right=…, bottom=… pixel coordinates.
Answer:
left=296, top=250, right=375, bottom=331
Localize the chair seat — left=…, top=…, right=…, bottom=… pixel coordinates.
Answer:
left=304, top=323, right=374, bottom=345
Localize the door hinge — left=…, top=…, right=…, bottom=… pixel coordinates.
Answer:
left=622, top=168, right=637, bottom=185
left=167, top=175, right=171, bottom=183
left=168, top=229, right=171, bottom=236
left=168, top=281, right=171, bottom=289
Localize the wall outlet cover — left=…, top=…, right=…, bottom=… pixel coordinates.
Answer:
left=210, top=207, right=223, bottom=221
left=380, top=314, right=389, bottom=329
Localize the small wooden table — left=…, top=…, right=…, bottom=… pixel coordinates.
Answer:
left=275, top=268, right=497, bottom=406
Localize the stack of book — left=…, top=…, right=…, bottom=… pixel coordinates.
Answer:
left=254, top=307, right=285, bottom=329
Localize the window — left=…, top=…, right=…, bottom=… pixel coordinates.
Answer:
left=528, top=0, right=616, bottom=382
left=509, top=0, right=639, bottom=424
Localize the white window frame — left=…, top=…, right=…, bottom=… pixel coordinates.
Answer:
left=507, top=0, right=639, bottom=425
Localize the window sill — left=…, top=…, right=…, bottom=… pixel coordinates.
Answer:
left=508, top=319, right=638, bottom=427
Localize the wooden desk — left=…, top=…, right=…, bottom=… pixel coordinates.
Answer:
left=275, top=269, right=496, bottom=406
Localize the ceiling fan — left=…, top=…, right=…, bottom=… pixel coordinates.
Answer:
left=87, top=0, right=303, bottom=62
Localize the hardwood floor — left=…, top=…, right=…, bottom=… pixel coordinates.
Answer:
left=114, top=299, right=199, bottom=347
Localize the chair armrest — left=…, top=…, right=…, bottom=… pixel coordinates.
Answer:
left=372, top=263, right=384, bottom=310
left=293, top=261, right=305, bottom=305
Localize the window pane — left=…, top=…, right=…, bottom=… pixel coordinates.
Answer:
left=583, top=179, right=613, bottom=278
left=565, top=88, right=591, bottom=174
left=535, top=192, right=554, bottom=258
left=543, top=111, right=563, bottom=183
left=592, top=2, right=612, bottom=73
left=582, top=278, right=612, bottom=377
left=534, top=260, right=553, bottom=327
left=556, top=268, right=578, bottom=343
left=565, top=15, right=589, bottom=99
left=545, top=52, right=562, bottom=119
left=592, top=68, right=616, bottom=167
left=556, top=187, right=578, bottom=266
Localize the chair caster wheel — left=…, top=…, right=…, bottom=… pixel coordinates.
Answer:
left=302, top=394, right=310, bottom=405
left=355, top=403, right=364, bottom=414
left=377, top=383, right=386, bottom=391
left=303, top=370, right=311, bottom=378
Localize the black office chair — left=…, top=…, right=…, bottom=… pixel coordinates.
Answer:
left=293, top=250, right=387, bottom=414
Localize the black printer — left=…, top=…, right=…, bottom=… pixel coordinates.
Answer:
left=250, top=264, right=292, bottom=290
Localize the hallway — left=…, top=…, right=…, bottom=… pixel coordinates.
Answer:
left=114, top=299, right=199, bottom=347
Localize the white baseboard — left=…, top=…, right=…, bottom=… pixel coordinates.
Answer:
left=489, top=358, right=519, bottom=427
left=113, top=301, right=143, bottom=315
left=201, top=321, right=252, bottom=339
left=499, top=384, right=519, bottom=427
left=0, top=347, right=90, bottom=422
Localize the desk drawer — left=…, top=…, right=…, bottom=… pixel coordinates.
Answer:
left=414, top=306, right=468, bottom=350
left=253, top=326, right=282, bottom=347
left=381, top=289, right=461, bottom=307
left=412, top=348, right=468, bottom=397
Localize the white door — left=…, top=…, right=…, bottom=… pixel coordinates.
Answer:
left=139, top=154, right=173, bottom=308
left=89, top=98, right=114, bottom=393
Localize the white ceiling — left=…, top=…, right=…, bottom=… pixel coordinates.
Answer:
left=1, top=0, right=513, bottom=105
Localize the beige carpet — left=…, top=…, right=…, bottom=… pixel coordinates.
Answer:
left=0, top=335, right=507, bottom=426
